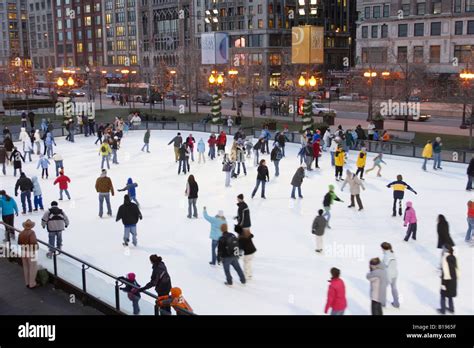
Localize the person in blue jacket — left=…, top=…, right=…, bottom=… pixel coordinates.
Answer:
left=37, top=154, right=50, bottom=179
left=203, top=206, right=227, bottom=266
left=0, top=190, right=19, bottom=242
left=118, top=178, right=139, bottom=207
left=197, top=138, right=206, bottom=164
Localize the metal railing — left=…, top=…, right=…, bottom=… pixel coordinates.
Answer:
left=0, top=221, right=194, bottom=316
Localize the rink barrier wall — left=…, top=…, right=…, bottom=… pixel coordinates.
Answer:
left=0, top=222, right=195, bottom=316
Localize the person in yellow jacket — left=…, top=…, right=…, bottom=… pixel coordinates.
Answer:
left=355, top=147, right=367, bottom=180
left=334, top=145, right=345, bottom=181
left=99, top=141, right=112, bottom=170
left=421, top=140, right=433, bottom=171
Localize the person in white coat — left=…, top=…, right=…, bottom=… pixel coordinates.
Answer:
left=341, top=170, right=365, bottom=210
left=34, top=130, right=42, bottom=155
left=329, top=137, right=339, bottom=167
left=381, top=242, right=400, bottom=308
left=322, top=128, right=332, bottom=152
left=18, top=127, right=30, bottom=152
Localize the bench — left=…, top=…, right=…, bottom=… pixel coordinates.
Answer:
left=386, top=130, right=415, bottom=143
left=2, top=98, right=56, bottom=111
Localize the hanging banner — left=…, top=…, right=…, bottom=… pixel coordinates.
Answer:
left=291, top=25, right=324, bottom=64
left=201, top=33, right=229, bottom=65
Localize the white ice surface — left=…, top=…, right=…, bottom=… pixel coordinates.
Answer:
left=3, top=129, right=473, bottom=315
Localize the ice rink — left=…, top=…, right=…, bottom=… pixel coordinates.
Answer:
left=2, top=129, right=473, bottom=315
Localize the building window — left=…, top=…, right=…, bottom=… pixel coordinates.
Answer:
left=361, top=47, right=387, bottom=63
left=96, top=28, right=102, bottom=38
left=432, top=0, right=441, bottom=14
left=381, top=24, right=388, bottom=38
left=105, top=0, right=112, bottom=10
left=431, top=22, right=441, bottom=35
left=116, top=26, right=125, bottom=36
left=117, top=40, right=126, bottom=50
left=258, top=19, right=263, bottom=28
left=454, top=45, right=473, bottom=63
left=85, top=4, right=90, bottom=13
left=249, top=53, right=262, bottom=65
left=87, top=43, right=93, bottom=52
left=116, top=12, right=125, bottom=23
left=87, top=29, right=92, bottom=39
left=455, top=21, right=463, bottom=35
left=128, top=11, right=135, bottom=21
left=257, top=4, right=262, bottom=14
left=373, top=6, right=381, bottom=18
left=454, top=0, right=461, bottom=12
left=268, top=19, right=274, bottom=28
left=268, top=53, right=281, bottom=65
left=397, top=46, right=407, bottom=63
left=383, top=4, right=389, bottom=17
left=362, top=26, right=368, bottom=38
left=371, top=25, right=378, bottom=38
left=413, top=46, right=424, bottom=63
left=84, top=16, right=91, bottom=26
left=364, top=6, right=370, bottom=19
left=57, top=20, right=62, bottom=30
left=402, top=3, right=410, bottom=16
left=116, top=0, right=124, bottom=8
left=128, top=25, right=136, bottom=35
left=417, top=3, right=425, bottom=15
left=468, top=21, right=474, bottom=34
left=414, top=23, right=424, bottom=36
left=429, top=45, right=440, bottom=63
left=398, top=24, right=408, bottom=37
left=467, top=0, right=474, bottom=12
left=77, top=43, right=83, bottom=52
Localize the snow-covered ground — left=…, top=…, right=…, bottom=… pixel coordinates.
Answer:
left=2, top=130, right=473, bottom=315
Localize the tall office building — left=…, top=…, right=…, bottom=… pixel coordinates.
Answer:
left=0, top=0, right=29, bottom=68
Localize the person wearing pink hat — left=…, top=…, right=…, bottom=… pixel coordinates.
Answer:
left=119, top=272, right=141, bottom=315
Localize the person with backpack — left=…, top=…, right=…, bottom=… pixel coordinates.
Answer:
left=41, top=201, right=69, bottom=258
left=355, top=147, right=367, bottom=180
left=270, top=143, right=283, bottom=177
left=36, top=154, right=50, bottom=179
left=222, top=153, right=234, bottom=187
left=10, top=147, right=25, bottom=177
left=15, top=172, right=33, bottom=214
left=217, top=224, right=246, bottom=286
left=168, top=132, right=183, bottom=162
left=138, top=254, right=172, bottom=313
left=31, top=176, right=44, bottom=211
left=185, top=175, right=199, bottom=219
left=99, top=141, right=112, bottom=170
left=403, top=201, right=417, bottom=242
left=197, top=138, right=206, bottom=164
left=366, top=257, right=388, bottom=315
left=118, top=272, right=141, bottom=315
left=141, top=129, right=151, bottom=153
left=235, top=225, right=257, bottom=280
left=324, top=267, right=347, bottom=315
left=312, top=209, right=327, bottom=253
left=116, top=194, right=143, bottom=247
left=203, top=207, right=227, bottom=266
left=0, top=190, right=18, bottom=242
left=323, top=185, right=343, bottom=229
left=95, top=169, right=115, bottom=218
left=18, top=219, right=39, bottom=289
left=291, top=166, right=305, bottom=199
left=251, top=159, right=269, bottom=199
left=53, top=170, right=71, bottom=201
left=52, top=153, right=63, bottom=177
left=381, top=242, right=400, bottom=308
left=118, top=178, right=139, bottom=206
left=386, top=174, right=417, bottom=217
left=341, top=170, right=365, bottom=211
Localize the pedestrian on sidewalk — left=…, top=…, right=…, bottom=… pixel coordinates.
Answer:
left=18, top=219, right=39, bottom=289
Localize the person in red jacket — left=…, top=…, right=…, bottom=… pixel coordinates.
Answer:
left=217, top=131, right=227, bottom=156
left=324, top=267, right=347, bottom=315
left=208, top=133, right=217, bottom=160
left=53, top=170, right=71, bottom=200
left=312, top=140, right=321, bottom=169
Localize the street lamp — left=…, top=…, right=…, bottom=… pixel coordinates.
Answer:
left=209, top=72, right=224, bottom=123
left=204, top=8, right=219, bottom=30
left=364, top=70, right=377, bottom=121
left=121, top=69, right=131, bottom=109
left=459, top=71, right=474, bottom=143
left=57, top=77, right=65, bottom=87
left=67, top=76, right=75, bottom=86
left=228, top=68, right=238, bottom=110
left=381, top=71, right=390, bottom=99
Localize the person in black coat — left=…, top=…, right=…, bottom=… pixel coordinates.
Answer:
left=139, top=254, right=172, bottom=314
left=251, top=159, right=269, bottom=199
left=235, top=194, right=251, bottom=232
left=185, top=175, right=199, bottom=218
left=178, top=144, right=189, bottom=175
left=10, top=147, right=25, bottom=177
left=236, top=228, right=257, bottom=279
left=116, top=195, right=142, bottom=246
left=438, top=245, right=458, bottom=314
left=466, top=157, right=474, bottom=191
left=291, top=166, right=305, bottom=199
left=14, top=172, right=33, bottom=214
left=437, top=214, right=455, bottom=249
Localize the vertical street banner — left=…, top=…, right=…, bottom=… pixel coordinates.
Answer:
left=291, top=25, right=324, bottom=64
left=201, top=32, right=229, bottom=65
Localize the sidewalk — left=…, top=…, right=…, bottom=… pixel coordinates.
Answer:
left=0, top=257, right=101, bottom=315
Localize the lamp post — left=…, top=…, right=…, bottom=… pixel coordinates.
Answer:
left=228, top=68, right=238, bottom=111
left=209, top=71, right=224, bottom=124
left=381, top=71, right=390, bottom=99
left=121, top=69, right=131, bottom=109
left=460, top=71, right=474, bottom=129
left=297, top=72, right=318, bottom=131
left=364, top=70, right=377, bottom=121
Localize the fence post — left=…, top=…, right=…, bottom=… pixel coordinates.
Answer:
left=53, top=251, right=58, bottom=276
left=390, top=143, right=393, bottom=155
left=82, top=264, right=87, bottom=293
left=115, top=281, right=120, bottom=311
left=412, top=144, right=416, bottom=157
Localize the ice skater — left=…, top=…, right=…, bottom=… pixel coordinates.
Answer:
left=366, top=153, right=387, bottom=177
left=118, top=178, right=139, bottom=206
left=386, top=174, right=417, bottom=217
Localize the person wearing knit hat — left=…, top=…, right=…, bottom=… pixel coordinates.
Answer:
left=18, top=219, right=39, bottom=288
left=157, top=287, right=194, bottom=315
left=203, top=206, right=227, bottom=265
left=118, top=272, right=141, bottom=315
left=235, top=194, right=251, bottom=234
left=322, top=185, right=343, bottom=229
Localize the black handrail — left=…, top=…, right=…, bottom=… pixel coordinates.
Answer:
left=0, top=221, right=194, bottom=315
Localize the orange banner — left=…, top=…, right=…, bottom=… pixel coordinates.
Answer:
left=291, top=26, right=324, bottom=64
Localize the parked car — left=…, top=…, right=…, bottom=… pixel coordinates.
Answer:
left=70, top=89, right=86, bottom=97
left=384, top=113, right=431, bottom=122
left=311, top=102, right=337, bottom=116
left=339, top=93, right=361, bottom=101
left=223, top=91, right=247, bottom=97
left=193, top=93, right=213, bottom=105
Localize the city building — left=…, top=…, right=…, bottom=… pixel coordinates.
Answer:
left=27, top=0, right=55, bottom=77
left=355, top=0, right=474, bottom=74
left=0, top=0, right=29, bottom=67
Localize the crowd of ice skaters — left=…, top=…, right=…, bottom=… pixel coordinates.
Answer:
left=0, top=115, right=473, bottom=316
